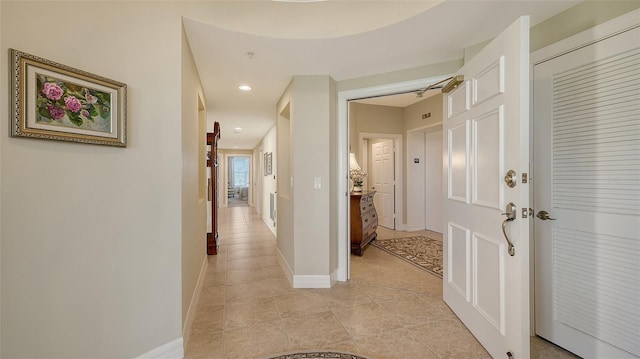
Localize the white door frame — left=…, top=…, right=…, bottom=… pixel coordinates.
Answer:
left=256, top=149, right=263, bottom=214
left=224, top=153, right=253, bottom=207
left=359, top=133, right=402, bottom=230
left=336, top=75, right=452, bottom=281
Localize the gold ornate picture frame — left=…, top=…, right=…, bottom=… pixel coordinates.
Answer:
left=10, top=49, right=127, bottom=147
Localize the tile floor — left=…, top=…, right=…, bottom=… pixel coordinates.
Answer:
left=185, top=206, right=579, bottom=359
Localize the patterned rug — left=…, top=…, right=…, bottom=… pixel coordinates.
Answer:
left=263, top=352, right=368, bottom=359
left=372, top=235, right=443, bottom=278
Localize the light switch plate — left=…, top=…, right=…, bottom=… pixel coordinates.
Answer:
left=314, top=177, right=321, bottom=189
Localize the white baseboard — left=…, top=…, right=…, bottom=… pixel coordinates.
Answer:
left=293, top=275, right=332, bottom=288
left=276, top=247, right=294, bottom=286
left=134, top=338, right=183, bottom=359
left=182, top=255, right=208, bottom=347
left=403, top=224, right=426, bottom=232
left=276, top=248, right=331, bottom=288
left=263, top=216, right=277, bottom=237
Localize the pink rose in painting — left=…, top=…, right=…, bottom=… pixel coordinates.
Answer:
left=41, top=83, right=63, bottom=100
left=47, top=105, right=65, bottom=120
left=81, top=110, right=90, bottom=117
left=64, top=96, right=82, bottom=112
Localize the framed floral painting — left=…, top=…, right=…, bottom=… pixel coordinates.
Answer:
left=10, top=49, right=127, bottom=147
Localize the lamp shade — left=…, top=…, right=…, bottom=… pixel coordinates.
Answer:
left=349, top=153, right=362, bottom=171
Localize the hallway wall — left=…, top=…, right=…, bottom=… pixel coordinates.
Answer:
left=181, top=25, right=208, bottom=338
left=1, top=2, right=185, bottom=357
left=255, top=125, right=277, bottom=233
left=276, top=76, right=335, bottom=287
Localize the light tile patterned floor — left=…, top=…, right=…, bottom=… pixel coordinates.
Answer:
left=185, top=207, right=580, bottom=359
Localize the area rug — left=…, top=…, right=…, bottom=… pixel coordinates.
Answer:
left=372, top=235, right=443, bottom=278
left=264, top=352, right=368, bottom=359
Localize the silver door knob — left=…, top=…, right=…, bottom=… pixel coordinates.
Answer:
left=536, top=210, right=556, bottom=220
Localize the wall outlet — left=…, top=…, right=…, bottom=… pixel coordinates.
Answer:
left=421, top=112, right=431, bottom=119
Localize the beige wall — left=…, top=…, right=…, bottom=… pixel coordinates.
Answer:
left=403, top=94, right=443, bottom=131
left=1, top=2, right=184, bottom=357
left=254, top=125, right=278, bottom=231
left=464, top=2, right=640, bottom=64
left=530, top=1, right=640, bottom=52
left=275, top=76, right=335, bottom=282
left=291, top=76, right=333, bottom=276
left=181, top=25, right=208, bottom=335
left=349, top=102, right=404, bottom=163
left=277, top=84, right=294, bottom=274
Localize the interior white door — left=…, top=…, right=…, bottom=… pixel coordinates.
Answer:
left=534, top=25, right=640, bottom=359
left=443, top=16, right=530, bottom=359
left=372, top=140, right=395, bottom=229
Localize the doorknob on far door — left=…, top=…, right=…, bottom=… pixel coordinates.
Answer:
left=536, top=210, right=556, bottom=220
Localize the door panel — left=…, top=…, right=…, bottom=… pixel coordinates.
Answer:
left=472, top=107, right=503, bottom=210
left=448, top=122, right=470, bottom=203
left=448, top=222, right=471, bottom=301
left=534, top=25, right=640, bottom=359
left=443, top=16, right=530, bottom=359
left=473, top=232, right=505, bottom=334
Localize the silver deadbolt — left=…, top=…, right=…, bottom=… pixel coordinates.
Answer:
left=504, top=170, right=517, bottom=188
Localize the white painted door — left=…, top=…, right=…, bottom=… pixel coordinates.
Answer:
left=372, top=140, right=395, bottom=229
left=443, top=17, right=530, bottom=359
left=534, top=25, right=640, bottom=359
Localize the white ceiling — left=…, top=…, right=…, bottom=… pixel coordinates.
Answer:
left=183, top=0, right=579, bottom=149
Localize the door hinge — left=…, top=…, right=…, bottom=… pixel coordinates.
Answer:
left=522, top=173, right=528, bottom=184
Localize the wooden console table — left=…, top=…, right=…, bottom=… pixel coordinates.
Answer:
left=350, top=191, right=378, bottom=256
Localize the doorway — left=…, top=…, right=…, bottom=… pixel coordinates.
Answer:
left=227, top=155, right=251, bottom=207
left=340, top=78, right=450, bottom=282
left=357, top=133, right=403, bottom=230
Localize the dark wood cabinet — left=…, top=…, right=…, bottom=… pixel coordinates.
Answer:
left=206, top=122, right=221, bottom=255
left=350, top=191, right=378, bottom=256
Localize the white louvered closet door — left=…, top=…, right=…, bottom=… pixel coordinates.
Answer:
left=534, top=25, right=640, bottom=359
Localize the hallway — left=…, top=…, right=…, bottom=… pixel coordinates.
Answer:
left=185, top=207, right=576, bottom=359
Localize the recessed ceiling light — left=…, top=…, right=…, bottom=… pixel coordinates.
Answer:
left=238, top=85, right=252, bottom=91
left=234, top=127, right=242, bottom=133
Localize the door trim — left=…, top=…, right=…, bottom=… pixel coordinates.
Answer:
left=224, top=153, right=253, bottom=208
